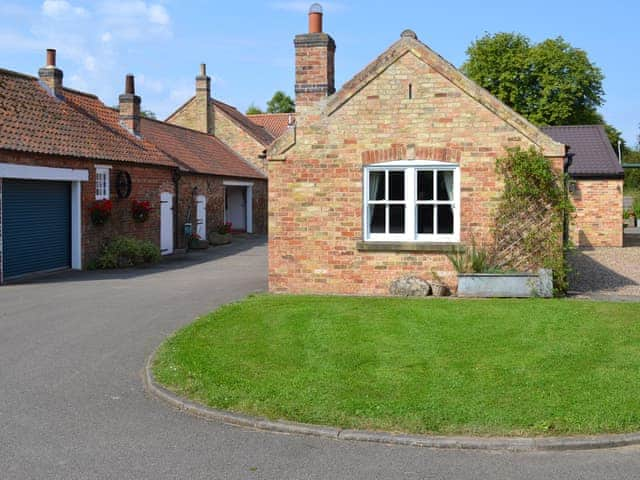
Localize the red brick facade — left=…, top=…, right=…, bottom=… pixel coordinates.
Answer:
left=571, top=179, right=624, bottom=247
left=0, top=150, right=174, bottom=268
left=268, top=32, right=566, bottom=296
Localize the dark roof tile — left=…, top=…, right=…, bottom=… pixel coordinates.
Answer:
left=541, top=125, right=624, bottom=179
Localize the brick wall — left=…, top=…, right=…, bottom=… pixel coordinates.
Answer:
left=571, top=179, right=623, bottom=247
left=175, top=174, right=267, bottom=249
left=212, top=105, right=267, bottom=174
left=268, top=50, right=564, bottom=296
left=0, top=151, right=175, bottom=267
left=167, top=99, right=267, bottom=174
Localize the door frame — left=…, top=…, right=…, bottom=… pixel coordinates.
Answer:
left=160, top=192, right=174, bottom=255
left=195, top=194, right=206, bottom=239
left=0, top=163, right=88, bottom=283
left=223, top=180, right=253, bottom=234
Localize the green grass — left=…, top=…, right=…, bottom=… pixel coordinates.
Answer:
left=153, top=295, right=640, bottom=436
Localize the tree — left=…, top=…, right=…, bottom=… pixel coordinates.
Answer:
left=246, top=103, right=264, bottom=115
left=462, top=33, right=604, bottom=126
left=141, top=110, right=157, bottom=119
left=266, top=91, right=295, bottom=113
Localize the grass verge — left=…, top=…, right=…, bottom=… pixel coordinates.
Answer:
left=153, top=295, right=640, bottom=436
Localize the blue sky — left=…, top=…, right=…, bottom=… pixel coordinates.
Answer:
left=0, top=1, right=638, bottom=145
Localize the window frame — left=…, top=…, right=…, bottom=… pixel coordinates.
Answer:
left=363, top=160, right=461, bottom=243
left=95, top=165, right=111, bottom=201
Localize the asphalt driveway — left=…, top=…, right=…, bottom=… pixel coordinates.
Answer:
left=2, top=236, right=640, bottom=480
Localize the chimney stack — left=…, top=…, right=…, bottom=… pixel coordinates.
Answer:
left=119, top=74, right=141, bottom=136
left=195, top=63, right=213, bottom=134
left=294, top=3, right=335, bottom=112
left=38, top=48, right=63, bottom=97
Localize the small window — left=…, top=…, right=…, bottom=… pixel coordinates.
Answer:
left=95, top=166, right=111, bottom=200
left=364, top=162, right=460, bottom=243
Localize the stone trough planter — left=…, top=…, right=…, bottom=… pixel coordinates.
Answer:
left=457, top=269, right=553, bottom=298
left=208, top=232, right=232, bottom=246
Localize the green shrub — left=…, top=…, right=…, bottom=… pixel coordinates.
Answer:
left=447, top=240, right=502, bottom=274
left=625, top=168, right=640, bottom=192
left=95, top=237, right=162, bottom=269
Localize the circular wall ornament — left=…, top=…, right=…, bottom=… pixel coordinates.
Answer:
left=116, top=170, right=132, bottom=199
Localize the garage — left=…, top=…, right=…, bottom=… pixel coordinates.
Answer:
left=2, top=179, right=71, bottom=280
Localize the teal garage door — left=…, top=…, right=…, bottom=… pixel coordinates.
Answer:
left=2, top=179, right=71, bottom=279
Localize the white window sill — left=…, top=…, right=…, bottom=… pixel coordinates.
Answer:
left=356, top=240, right=461, bottom=252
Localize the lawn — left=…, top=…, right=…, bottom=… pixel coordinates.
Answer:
left=153, top=295, right=640, bottom=436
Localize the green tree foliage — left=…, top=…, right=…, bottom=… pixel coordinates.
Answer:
left=266, top=91, right=295, bottom=113
left=246, top=103, right=264, bottom=115
left=462, top=33, right=604, bottom=126
left=140, top=110, right=157, bottom=119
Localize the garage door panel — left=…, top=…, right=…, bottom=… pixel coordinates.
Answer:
left=3, top=179, right=71, bottom=279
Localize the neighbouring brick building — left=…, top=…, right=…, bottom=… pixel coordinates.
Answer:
left=542, top=125, right=624, bottom=248
left=165, top=65, right=276, bottom=175
left=267, top=7, right=622, bottom=296
left=0, top=50, right=265, bottom=284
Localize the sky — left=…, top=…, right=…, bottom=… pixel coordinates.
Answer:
left=0, top=0, right=638, bottom=145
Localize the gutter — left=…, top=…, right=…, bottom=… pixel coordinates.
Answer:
left=563, top=150, right=575, bottom=246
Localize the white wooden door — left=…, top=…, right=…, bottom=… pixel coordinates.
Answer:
left=196, top=195, right=206, bottom=239
left=226, top=187, right=246, bottom=231
left=160, top=192, right=174, bottom=255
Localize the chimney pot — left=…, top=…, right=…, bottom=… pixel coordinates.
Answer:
left=46, top=49, right=56, bottom=67
left=308, top=3, right=323, bottom=33
left=119, top=74, right=141, bottom=136
left=194, top=64, right=213, bottom=134
left=39, top=48, right=63, bottom=96
left=125, top=74, right=135, bottom=95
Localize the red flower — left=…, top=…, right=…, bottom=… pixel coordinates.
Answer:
left=131, top=199, right=152, bottom=223
left=89, top=199, right=113, bottom=225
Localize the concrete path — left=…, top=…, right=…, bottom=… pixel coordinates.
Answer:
left=3, top=236, right=640, bottom=479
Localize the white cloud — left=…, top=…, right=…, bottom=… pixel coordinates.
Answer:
left=101, top=32, right=112, bottom=43
left=84, top=55, right=97, bottom=72
left=42, top=0, right=88, bottom=18
left=97, top=1, right=172, bottom=39
left=269, top=1, right=345, bottom=13
left=148, top=4, right=170, bottom=26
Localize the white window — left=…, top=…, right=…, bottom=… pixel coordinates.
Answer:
left=95, top=166, right=111, bottom=200
left=364, top=161, right=460, bottom=243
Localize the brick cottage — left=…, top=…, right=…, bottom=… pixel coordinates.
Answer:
left=267, top=6, right=623, bottom=295
left=0, top=50, right=265, bottom=284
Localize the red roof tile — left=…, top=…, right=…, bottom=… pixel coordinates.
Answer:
left=139, top=118, right=265, bottom=179
left=0, top=68, right=174, bottom=167
left=63, top=85, right=263, bottom=179
left=247, top=113, right=294, bottom=138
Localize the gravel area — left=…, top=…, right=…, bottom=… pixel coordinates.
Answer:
left=569, top=235, right=640, bottom=297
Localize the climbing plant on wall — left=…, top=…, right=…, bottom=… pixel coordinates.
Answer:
left=493, top=147, right=574, bottom=293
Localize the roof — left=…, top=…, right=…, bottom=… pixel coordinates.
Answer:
left=0, top=68, right=173, bottom=167
left=166, top=96, right=275, bottom=146
left=67, top=87, right=263, bottom=179
left=542, top=125, right=624, bottom=179
left=247, top=113, right=294, bottom=138
left=0, top=67, right=263, bottom=179
left=213, top=100, right=275, bottom=146
left=283, top=31, right=564, bottom=158
left=139, top=118, right=265, bottom=179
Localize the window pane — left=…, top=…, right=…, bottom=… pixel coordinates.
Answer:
left=437, top=205, right=454, bottom=234
left=369, top=205, right=385, bottom=234
left=369, top=171, right=385, bottom=201
left=437, top=170, right=454, bottom=201
left=389, top=171, right=405, bottom=201
left=417, top=171, right=434, bottom=201
left=389, top=205, right=405, bottom=234
left=417, top=205, right=434, bottom=234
